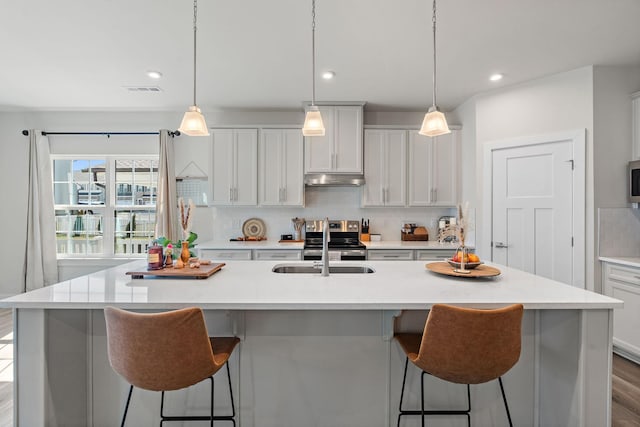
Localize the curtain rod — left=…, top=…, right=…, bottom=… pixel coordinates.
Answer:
left=21, top=130, right=181, bottom=137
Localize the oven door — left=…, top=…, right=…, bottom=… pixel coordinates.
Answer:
left=303, top=249, right=364, bottom=261
left=340, top=249, right=367, bottom=261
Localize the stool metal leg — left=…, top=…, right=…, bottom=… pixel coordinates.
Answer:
left=397, top=357, right=472, bottom=427
left=120, top=385, right=133, bottom=427
left=157, top=364, right=236, bottom=425
left=498, top=377, right=513, bottom=427
left=397, top=357, right=409, bottom=427
left=225, top=361, right=237, bottom=426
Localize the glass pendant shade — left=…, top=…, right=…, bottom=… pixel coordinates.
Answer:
left=179, top=106, right=209, bottom=136
left=302, top=107, right=325, bottom=136
left=419, top=107, right=451, bottom=137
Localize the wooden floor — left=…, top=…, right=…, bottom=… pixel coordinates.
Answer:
left=0, top=308, right=637, bottom=426
left=613, top=353, right=640, bottom=426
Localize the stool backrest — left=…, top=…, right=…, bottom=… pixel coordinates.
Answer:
left=104, top=306, right=217, bottom=391
left=417, top=303, right=523, bottom=384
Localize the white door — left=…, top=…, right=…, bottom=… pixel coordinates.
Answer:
left=491, top=139, right=575, bottom=284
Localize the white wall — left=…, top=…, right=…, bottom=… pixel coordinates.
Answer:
left=593, top=65, right=640, bottom=208
left=454, top=66, right=596, bottom=287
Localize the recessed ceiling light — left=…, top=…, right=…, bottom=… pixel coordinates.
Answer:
left=322, top=71, right=336, bottom=80
left=489, top=73, right=504, bottom=82
left=146, top=70, right=163, bottom=79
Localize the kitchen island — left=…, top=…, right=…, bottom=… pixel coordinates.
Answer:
left=0, top=260, right=621, bottom=427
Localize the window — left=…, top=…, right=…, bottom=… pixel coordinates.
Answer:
left=52, top=156, right=159, bottom=257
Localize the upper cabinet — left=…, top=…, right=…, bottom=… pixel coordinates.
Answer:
left=633, top=92, right=640, bottom=160
left=210, top=128, right=258, bottom=206
left=362, top=129, right=407, bottom=207
left=259, top=129, right=304, bottom=206
left=408, top=129, right=460, bottom=206
left=304, top=103, right=365, bottom=174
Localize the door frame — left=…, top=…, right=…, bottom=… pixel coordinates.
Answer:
left=481, top=129, right=586, bottom=288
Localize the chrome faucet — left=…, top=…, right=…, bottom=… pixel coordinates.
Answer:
left=321, top=217, right=330, bottom=276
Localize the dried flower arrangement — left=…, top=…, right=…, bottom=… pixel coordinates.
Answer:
left=438, top=202, right=471, bottom=247
left=179, top=197, right=195, bottom=240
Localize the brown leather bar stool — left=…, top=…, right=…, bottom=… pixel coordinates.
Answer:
left=104, top=306, right=240, bottom=426
left=394, top=303, right=523, bottom=427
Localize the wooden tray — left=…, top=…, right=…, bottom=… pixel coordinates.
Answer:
left=126, top=263, right=225, bottom=279
left=426, top=262, right=501, bottom=278
left=401, top=234, right=429, bottom=241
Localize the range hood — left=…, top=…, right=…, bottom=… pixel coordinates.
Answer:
left=304, top=173, right=365, bottom=186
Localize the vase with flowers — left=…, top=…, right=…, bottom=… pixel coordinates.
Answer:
left=157, top=198, right=198, bottom=262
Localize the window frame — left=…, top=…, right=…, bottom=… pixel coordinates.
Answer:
left=52, top=154, right=159, bottom=259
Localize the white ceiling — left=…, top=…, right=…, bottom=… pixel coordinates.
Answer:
left=2, top=0, right=640, bottom=113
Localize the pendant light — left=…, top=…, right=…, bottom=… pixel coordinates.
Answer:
left=302, top=0, right=325, bottom=136
left=179, top=0, right=209, bottom=136
left=419, top=0, right=450, bottom=137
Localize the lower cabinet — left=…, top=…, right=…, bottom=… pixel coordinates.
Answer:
left=199, top=249, right=253, bottom=261
left=415, top=250, right=453, bottom=261
left=254, top=250, right=302, bottom=260
left=602, top=262, right=640, bottom=361
left=367, top=250, right=414, bottom=261
left=198, top=248, right=302, bottom=261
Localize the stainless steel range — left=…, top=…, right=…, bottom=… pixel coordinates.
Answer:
left=303, top=219, right=367, bottom=261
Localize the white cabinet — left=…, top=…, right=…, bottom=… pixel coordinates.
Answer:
left=304, top=104, right=364, bottom=174
left=367, top=249, right=414, bottom=261
left=254, top=250, right=302, bottom=260
left=259, top=129, right=304, bottom=206
left=362, top=129, right=407, bottom=207
left=408, top=129, right=460, bottom=206
left=633, top=92, right=640, bottom=160
left=199, top=249, right=253, bottom=261
left=415, top=250, right=453, bottom=261
left=210, top=129, right=258, bottom=206
left=602, top=262, right=640, bottom=360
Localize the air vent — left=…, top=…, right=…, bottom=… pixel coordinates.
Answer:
left=123, top=86, right=163, bottom=92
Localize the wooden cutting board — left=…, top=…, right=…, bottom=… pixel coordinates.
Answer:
left=126, top=263, right=225, bottom=279
left=426, top=262, right=501, bottom=278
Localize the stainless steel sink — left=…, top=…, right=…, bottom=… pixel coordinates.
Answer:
left=272, top=264, right=375, bottom=274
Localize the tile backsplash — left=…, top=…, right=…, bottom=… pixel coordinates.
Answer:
left=598, top=207, right=640, bottom=257
left=193, top=186, right=475, bottom=244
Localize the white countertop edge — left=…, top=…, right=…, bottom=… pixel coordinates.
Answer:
left=599, top=256, right=640, bottom=268
left=0, top=301, right=622, bottom=310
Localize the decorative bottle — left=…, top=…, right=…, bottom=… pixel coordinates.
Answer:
left=147, top=240, right=164, bottom=270
left=180, top=241, right=191, bottom=265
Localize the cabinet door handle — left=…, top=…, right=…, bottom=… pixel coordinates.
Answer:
left=229, top=188, right=233, bottom=202
left=282, top=187, right=287, bottom=202
left=494, top=242, right=509, bottom=248
left=235, top=188, right=238, bottom=201
left=433, top=188, right=437, bottom=202
left=383, top=255, right=400, bottom=258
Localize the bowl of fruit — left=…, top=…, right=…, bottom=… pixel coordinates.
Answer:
left=446, top=251, right=482, bottom=270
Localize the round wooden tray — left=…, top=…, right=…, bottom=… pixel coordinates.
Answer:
left=426, top=262, right=501, bottom=278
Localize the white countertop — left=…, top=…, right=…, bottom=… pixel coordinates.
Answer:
left=364, top=241, right=462, bottom=250
left=198, top=240, right=303, bottom=250
left=198, top=240, right=462, bottom=251
left=0, top=260, right=621, bottom=310
left=599, top=256, right=640, bottom=268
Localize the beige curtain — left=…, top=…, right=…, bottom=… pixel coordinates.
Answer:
left=24, top=130, right=58, bottom=291
left=155, top=130, right=179, bottom=241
